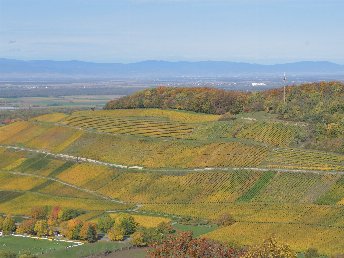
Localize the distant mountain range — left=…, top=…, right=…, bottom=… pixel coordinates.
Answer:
left=1, top=58, right=344, bottom=78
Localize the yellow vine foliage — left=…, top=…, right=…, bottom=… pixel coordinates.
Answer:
left=57, top=163, right=114, bottom=187
left=31, top=113, right=68, bottom=123
left=67, top=109, right=220, bottom=123
left=54, top=130, right=83, bottom=152
left=109, top=213, right=170, bottom=228
left=0, top=121, right=29, bottom=142
left=3, top=158, right=27, bottom=171
left=0, top=173, right=46, bottom=191
left=204, top=222, right=344, bottom=256
left=0, top=192, right=129, bottom=215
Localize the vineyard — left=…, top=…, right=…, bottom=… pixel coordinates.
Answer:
left=1, top=109, right=343, bottom=171
left=0, top=108, right=344, bottom=255
left=234, top=121, right=300, bottom=147
left=62, top=113, right=195, bottom=139
left=68, top=109, right=220, bottom=123
left=204, top=222, right=344, bottom=255
left=264, top=148, right=344, bottom=171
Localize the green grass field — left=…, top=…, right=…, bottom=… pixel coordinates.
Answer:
left=40, top=241, right=129, bottom=258
left=173, top=223, right=218, bottom=237
left=0, top=236, right=71, bottom=255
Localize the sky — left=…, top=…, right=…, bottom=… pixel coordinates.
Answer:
left=0, top=0, right=343, bottom=64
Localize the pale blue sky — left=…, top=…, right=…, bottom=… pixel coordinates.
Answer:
left=0, top=0, right=343, bottom=64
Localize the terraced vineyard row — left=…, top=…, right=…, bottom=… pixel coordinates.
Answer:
left=67, top=109, right=220, bottom=123
left=1, top=147, right=344, bottom=206
left=0, top=121, right=84, bottom=153
left=264, top=148, right=344, bottom=171
left=0, top=192, right=128, bottom=215
left=62, top=114, right=194, bottom=138
left=1, top=111, right=343, bottom=171
left=2, top=147, right=344, bottom=254
left=234, top=121, right=300, bottom=147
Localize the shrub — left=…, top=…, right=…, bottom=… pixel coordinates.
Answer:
left=131, top=231, right=146, bottom=246
left=2, top=215, right=16, bottom=235
left=305, top=248, right=320, bottom=258
left=216, top=213, right=236, bottom=227
left=149, top=231, right=241, bottom=257
left=107, top=225, right=125, bottom=241
left=0, top=251, right=16, bottom=258
left=241, top=237, right=296, bottom=258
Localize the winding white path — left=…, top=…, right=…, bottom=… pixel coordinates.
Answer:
left=1, top=144, right=343, bottom=175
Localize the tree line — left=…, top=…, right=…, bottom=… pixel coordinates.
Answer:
left=105, top=82, right=344, bottom=153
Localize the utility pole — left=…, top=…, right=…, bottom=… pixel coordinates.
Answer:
left=283, top=72, right=287, bottom=104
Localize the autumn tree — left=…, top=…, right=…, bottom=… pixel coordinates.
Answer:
left=80, top=222, right=97, bottom=243
left=107, top=224, right=125, bottom=241
left=48, top=206, right=61, bottom=226
left=105, top=86, right=248, bottom=115
left=30, top=206, right=48, bottom=220
left=34, top=220, right=49, bottom=237
left=16, top=219, right=36, bottom=235
left=62, top=219, right=83, bottom=240
left=149, top=231, right=241, bottom=257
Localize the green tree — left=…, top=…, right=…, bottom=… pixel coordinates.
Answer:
left=59, top=209, right=84, bottom=221
left=80, top=222, right=97, bottom=243
left=305, top=248, right=320, bottom=258
left=118, top=215, right=137, bottom=235
left=0, top=216, right=4, bottom=231
left=2, top=215, right=16, bottom=235
left=86, top=224, right=98, bottom=243
left=97, top=214, right=115, bottom=233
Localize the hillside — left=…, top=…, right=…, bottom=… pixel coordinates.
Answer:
left=1, top=59, right=344, bottom=78
left=106, top=82, right=344, bottom=154
left=1, top=105, right=344, bottom=255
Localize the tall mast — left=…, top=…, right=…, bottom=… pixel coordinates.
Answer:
left=283, top=72, right=287, bottom=104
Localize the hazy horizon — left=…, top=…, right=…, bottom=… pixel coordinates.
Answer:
left=1, top=0, right=344, bottom=64
left=1, top=58, right=344, bottom=66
